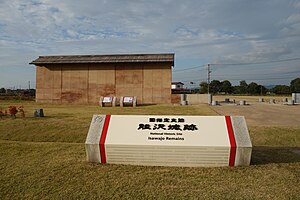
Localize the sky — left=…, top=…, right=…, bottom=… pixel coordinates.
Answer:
left=0, top=0, right=300, bottom=89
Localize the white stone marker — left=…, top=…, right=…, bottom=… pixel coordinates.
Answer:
left=120, top=96, right=137, bottom=107
left=85, top=115, right=252, bottom=167
left=99, top=96, right=116, bottom=107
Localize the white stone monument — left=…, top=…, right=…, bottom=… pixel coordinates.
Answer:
left=99, top=96, right=116, bottom=107
left=120, top=96, right=137, bottom=107
left=85, top=115, right=252, bottom=167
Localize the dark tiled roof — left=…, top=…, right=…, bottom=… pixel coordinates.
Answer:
left=30, top=53, right=174, bottom=65
left=172, top=82, right=184, bottom=85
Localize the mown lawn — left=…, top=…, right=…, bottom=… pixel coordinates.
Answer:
left=0, top=100, right=299, bottom=199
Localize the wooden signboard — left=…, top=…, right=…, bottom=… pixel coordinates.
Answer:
left=85, top=115, right=252, bottom=167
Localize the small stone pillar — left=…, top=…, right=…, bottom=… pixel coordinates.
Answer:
left=208, top=94, right=212, bottom=105
left=181, top=94, right=188, bottom=106
left=282, top=98, right=288, bottom=103
left=112, top=97, right=116, bottom=107
left=133, top=97, right=137, bottom=107
left=34, top=109, right=44, bottom=117
left=212, top=100, right=218, bottom=106
left=120, top=96, right=124, bottom=107
left=259, top=98, right=264, bottom=102
left=239, top=100, right=246, bottom=106
left=99, top=96, right=104, bottom=107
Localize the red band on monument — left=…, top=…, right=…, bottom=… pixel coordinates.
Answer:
left=99, top=115, right=111, bottom=164
left=225, top=116, right=236, bottom=166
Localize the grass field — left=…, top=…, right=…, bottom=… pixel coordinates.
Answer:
left=0, top=100, right=300, bottom=199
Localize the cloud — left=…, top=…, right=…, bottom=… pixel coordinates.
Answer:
left=0, top=0, right=300, bottom=87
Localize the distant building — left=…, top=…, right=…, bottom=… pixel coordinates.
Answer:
left=171, top=82, right=190, bottom=94
left=172, top=82, right=184, bottom=90
left=30, top=54, right=174, bottom=104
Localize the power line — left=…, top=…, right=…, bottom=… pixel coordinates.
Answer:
left=212, top=72, right=300, bottom=79
left=174, top=70, right=300, bottom=80
left=173, top=64, right=206, bottom=73
left=173, top=57, right=300, bottom=85
left=210, top=57, right=300, bottom=66
left=220, top=77, right=296, bottom=81
left=173, top=57, right=300, bottom=73
left=175, top=76, right=298, bottom=83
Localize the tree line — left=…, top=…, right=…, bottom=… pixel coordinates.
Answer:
left=195, top=77, right=300, bottom=95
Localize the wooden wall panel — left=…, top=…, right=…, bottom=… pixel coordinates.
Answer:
left=116, top=64, right=143, bottom=103
left=36, top=66, right=44, bottom=90
left=142, top=88, right=153, bottom=104
left=161, top=88, right=171, bottom=103
left=152, top=88, right=162, bottom=104
left=88, top=64, right=116, bottom=103
left=161, top=66, right=171, bottom=88
left=36, top=62, right=171, bottom=104
left=116, top=64, right=143, bottom=85
left=36, top=88, right=45, bottom=101
left=88, top=88, right=97, bottom=103
left=142, top=63, right=172, bottom=104
left=36, top=65, right=62, bottom=103
left=43, top=67, right=53, bottom=89
left=61, top=64, right=88, bottom=103
left=152, top=68, right=163, bottom=89
left=61, top=65, right=72, bottom=103
left=117, top=87, right=143, bottom=103
left=143, top=67, right=153, bottom=87
left=35, top=66, right=44, bottom=102
left=51, top=66, right=62, bottom=102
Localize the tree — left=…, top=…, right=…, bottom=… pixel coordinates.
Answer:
left=232, top=86, right=240, bottom=94
left=272, top=85, right=290, bottom=94
left=220, top=80, right=233, bottom=94
left=0, top=88, right=5, bottom=93
left=290, top=78, right=300, bottom=93
left=247, top=82, right=260, bottom=94
left=239, top=80, right=248, bottom=94
left=191, top=88, right=200, bottom=94
left=258, top=85, right=268, bottom=95
left=199, top=82, right=208, bottom=94
left=210, top=80, right=221, bottom=94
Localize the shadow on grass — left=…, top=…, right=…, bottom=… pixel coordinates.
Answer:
left=137, top=103, right=157, bottom=107
left=251, top=146, right=300, bottom=165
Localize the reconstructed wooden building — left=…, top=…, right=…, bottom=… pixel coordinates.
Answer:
left=30, top=54, right=174, bottom=104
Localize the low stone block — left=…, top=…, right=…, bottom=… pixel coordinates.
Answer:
left=85, top=115, right=252, bottom=167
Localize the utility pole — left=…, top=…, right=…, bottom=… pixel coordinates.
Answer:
left=28, top=81, right=31, bottom=90
left=207, top=64, right=212, bottom=105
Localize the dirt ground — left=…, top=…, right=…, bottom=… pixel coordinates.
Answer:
left=210, top=103, right=300, bottom=126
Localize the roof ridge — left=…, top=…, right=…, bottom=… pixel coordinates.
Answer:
left=30, top=53, right=175, bottom=65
